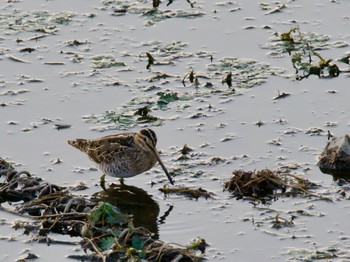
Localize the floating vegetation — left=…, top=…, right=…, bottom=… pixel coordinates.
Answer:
left=101, top=0, right=204, bottom=26
left=171, top=0, right=195, bottom=8
left=43, top=61, right=65, bottom=65
left=85, top=110, right=137, bottom=131
left=292, top=51, right=340, bottom=80
left=90, top=54, right=126, bottom=69
left=0, top=99, right=26, bottom=107
left=133, top=106, right=159, bottom=123
left=84, top=99, right=170, bottom=130
left=0, top=89, right=29, bottom=96
left=224, top=169, right=322, bottom=204
left=222, top=71, right=233, bottom=88
left=187, top=238, right=207, bottom=254
left=305, top=127, right=324, bottom=136
left=182, top=69, right=195, bottom=86
left=0, top=157, right=204, bottom=261
left=0, top=10, right=75, bottom=34
left=259, top=2, right=287, bottom=15
left=6, top=55, right=29, bottom=63
left=156, top=91, right=179, bottom=108
left=270, top=213, right=295, bottom=229
left=207, top=57, right=285, bottom=89
left=273, top=90, right=290, bottom=100
left=339, top=54, right=350, bottom=65
left=65, top=39, right=89, bottom=46
left=179, top=144, right=193, bottom=160
left=141, top=9, right=205, bottom=27
left=255, top=120, right=264, bottom=127
left=19, top=74, right=44, bottom=83
left=146, top=72, right=174, bottom=82
left=144, top=52, right=173, bottom=69
left=145, top=40, right=190, bottom=59
left=84, top=90, right=194, bottom=131
left=54, top=124, right=72, bottom=130
left=262, top=27, right=345, bottom=79
left=18, top=47, right=36, bottom=53
left=159, top=186, right=214, bottom=200
left=282, top=246, right=342, bottom=261
left=261, top=28, right=332, bottom=57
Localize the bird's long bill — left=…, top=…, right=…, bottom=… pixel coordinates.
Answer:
left=152, top=149, right=174, bottom=185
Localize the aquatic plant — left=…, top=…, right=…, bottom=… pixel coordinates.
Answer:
left=266, top=27, right=345, bottom=80
left=0, top=157, right=204, bottom=261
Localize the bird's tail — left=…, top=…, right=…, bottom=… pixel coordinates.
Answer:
left=67, top=139, right=89, bottom=152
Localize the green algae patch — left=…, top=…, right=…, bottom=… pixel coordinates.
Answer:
left=0, top=10, right=75, bottom=34
left=207, top=57, right=285, bottom=88
left=90, top=54, right=126, bottom=69
left=83, top=97, right=161, bottom=131
left=156, top=91, right=179, bottom=108
left=83, top=91, right=193, bottom=131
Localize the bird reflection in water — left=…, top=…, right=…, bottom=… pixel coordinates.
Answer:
left=319, top=167, right=350, bottom=184
left=96, top=183, right=173, bottom=239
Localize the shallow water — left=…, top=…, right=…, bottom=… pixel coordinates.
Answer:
left=1, top=0, right=350, bottom=261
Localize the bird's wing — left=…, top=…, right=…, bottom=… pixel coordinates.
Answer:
left=84, top=134, right=135, bottom=164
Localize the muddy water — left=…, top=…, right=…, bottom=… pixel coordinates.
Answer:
left=1, top=0, right=350, bottom=261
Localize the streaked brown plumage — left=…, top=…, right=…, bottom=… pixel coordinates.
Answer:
left=68, top=129, right=174, bottom=185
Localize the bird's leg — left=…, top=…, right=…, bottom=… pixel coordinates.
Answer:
left=119, top=177, right=125, bottom=185
left=100, top=174, right=107, bottom=191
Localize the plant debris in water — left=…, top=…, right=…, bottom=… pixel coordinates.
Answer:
left=159, top=186, right=214, bottom=200
left=0, top=157, right=204, bottom=261
left=273, top=90, right=290, bottom=100
left=177, top=144, right=194, bottom=160
left=262, top=27, right=344, bottom=80
left=182, top=69, right=196, bottom=87
left=146, top=52, right=155, bottom=69
left=224, top=169, right=322, bottom=204
left=133, top=106, right=159, bottom=123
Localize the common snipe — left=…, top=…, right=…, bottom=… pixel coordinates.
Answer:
left=68, top=129, right=174, bottom=185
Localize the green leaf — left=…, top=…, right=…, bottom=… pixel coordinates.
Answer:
left=137, top=250, right=147, bottom=259
left=156, top=91, right=179, bottom=107
left=88, top=202, right=128, bottom=227
left=131, top=235, right=145, bottom=250
left=100, top=236, right=116, bottom=251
